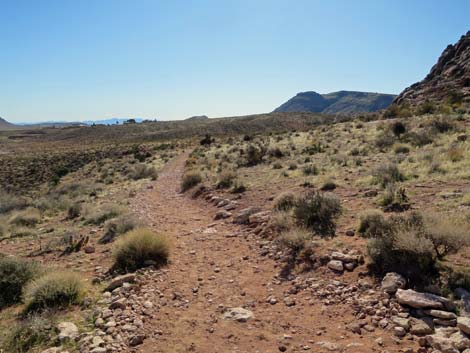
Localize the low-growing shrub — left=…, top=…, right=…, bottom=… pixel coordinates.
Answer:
left=5, top=314, right=53, bottom=353
left=85, top=204, right=123, bottom=225
left=67, top=202, right=82, bottom=220
left=0, top=191, right=27, bottom=214
left=23, top=271, right=86, bottom=312
left=99, top=214, right=140, bottom=244
left=245, top=144, right=266, bottom=166
left=302, top=164, right=318, bottom=176
left=391, top=121, right=406, bottom=137
left=0, top=257, right=40, bottom=308
left=379, top=184, right=410, bottom=212
left=216, top=171, right=236, bottom=189
left=393, top=144, right=410, bottom=154
left=373, top=163, right=404, bottom=188
left=9, top=208, right=41, bottom=227
left=273, top=192, right=296, bottom=211
left=448, top=147, right=464, bottom=162
left=278, top=227, right=311, bottom=253
left=320, top=180, right=337, bottom=191
left=129, top=163, right=158, bottom=180
left=112, top=228, right=170, bottom=272
left=231, top=181, right=246, bottom=194
left=357, top=210, right=393, bottom=238
left=181, top=171, right=202, bottom=192
left=448, top=268, right=470, bottom=291
left=294, top=192, right=341, bottom=237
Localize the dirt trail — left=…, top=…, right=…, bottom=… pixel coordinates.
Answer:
left=130, top=152, right=403, bottom=353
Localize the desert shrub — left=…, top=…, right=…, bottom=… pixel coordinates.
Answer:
left=129, top=164, right=158, bottom=180
left=391, top=121, right=406, bottom=137
left=422, top=213, right=470, bottom=259
left=293, top=192, right=341, bottom=237
left=23, top=271, right=86, bottom=312
left=447, top=147, right=464, bottom=162
left=373, top=163, right=404, bottom=187
left=375, top=132, right=396, bottom=149
left=393, top=144, right=410, bottom=154
left=302, top=164, right=318, bottom=176
left=5, top=314, right=53, bottom=353
left=302, top=143, right=324, bottom=155
left=112, top=228, right=170, bottom=272
left=181, top=171, right=202, bottom=192
left=216, top=171, right=236, bottom=189
left=99, top=214, right=140, bottom=244
left=268, top=147, right=284, bottom=158
left=67, top=202, right=81, bottom=220
left=0, top=257, right=40, bottom=308
left=84, top=204, right=123, bottom=225
left=231, top=180, right=246, bottom=194
left=0, top=191, right=27, bottom=214
left=270, top=211, right=294, bottom=232
left=245, top=144, right=266, bottom=166
left=272, top=162, right=282, bottom=169
left=9, top=208, right=41, bottom=227
left=357, top=210, right=393, bottom=238
left=273, top=192, right=296, bottom=211
left=288, top=162, right=297, bottom=170
left=379, top=184, right=410, bottom=212
left=403, top=129, right=434, bottom=146
left=429, top=116, right=455, bottom=133
left=278, top=227, right=311, bottom=253
left=417, top=101, right=436, bottom=115
left=448, top=268, right=470, bottom=291
left=320, top=180, right=337, bottom=191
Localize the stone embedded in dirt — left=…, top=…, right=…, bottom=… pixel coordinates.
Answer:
left=345, top=230, right=355, bottom=236
left=233, top=207, right=261, bottom=224
left=396, top=289, right=455, bottom=310
left=109, top=298, right=127, bottom=310
left=315, top=341, right=341, bottom=351
left=128, top=334, right=145, bottom=347
left=347, top=322, right=362, bottom=334
left=248, top=211, right=271, bottom=225
left=84, top=245, right=95, bottom=254
left=381, top=272, right=406, bottom=294
left=283, top=297, right=295, bottom=307
left=57, top=322, right=79, bottom=342
left=363, top=189, right=378, bottom=197
left=105, top=274, right=136, bottom=292
left=393, top=326, right=406, bottom=337
left=434, top=318, right=457, bottom=327
left=41, top=347, right=64, bottom=353
left=424, top=309, right=457, bottom=320
left=327, top=260, right=344, bottom=272
left=458, top=317, right=470, bottom=335
left=214, top=210, right=231, bottom=220
left=222, top=307, right=254, bottom=322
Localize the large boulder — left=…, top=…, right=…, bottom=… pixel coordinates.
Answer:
left=396, top=289, right=455, bottom=310
left=381, top=272, right=406, bottom=294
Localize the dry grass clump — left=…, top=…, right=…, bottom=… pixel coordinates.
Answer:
left=278, top=227, right=312, bottom=253
left=181, top=171, right=202, bottom=192
left=112, top=228, right=170, bottom=272
left=23, top=271, right=86, bottom=313
left=273, top=192, right=296, bottom=211
left=0, top=257, right=40, bottom=308
left=129, top=163, right=158, bottom=180
left=216, top=170, right=236, bottom=189
left=84, top=204, right=123, bottom=225
left=393, top=143, right=410, bottom=154
left=99, top=214, right=141, bottom=244
left=4, top=313, right=53, bottom=353
left=447, top=147, right=464, bottom=162
left=293, top=191, right=341, bottom=237
left=0, top=191, right=28, bottom=214
left=357, top=210, right=393, bottom=238
left=373, top=163, right=405, bottom=188
left=320, top=180, right=337, bottom=191
left=379, top=184, right=410, bottom=212
left=9, top=208, right=41, bottom=227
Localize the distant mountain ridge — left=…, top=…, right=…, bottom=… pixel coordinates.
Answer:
left=274, top=90, right=396, bottom=114
left=394, top=31, right=470, bottom=107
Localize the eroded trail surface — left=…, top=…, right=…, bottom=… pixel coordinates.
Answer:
left=130, top=152, right=404, bottom=353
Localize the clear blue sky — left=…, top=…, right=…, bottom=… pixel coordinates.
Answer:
left=1, top=0, right=469, bottom=123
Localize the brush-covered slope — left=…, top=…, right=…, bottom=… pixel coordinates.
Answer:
left=274, top=90, right=396, bottom=114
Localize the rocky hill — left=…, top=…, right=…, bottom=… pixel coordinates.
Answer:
left=395, top=31, right=470, bottom=107
left=0, top=117, right=16, bottom=130
left=274, top=90, right=396, bottom=114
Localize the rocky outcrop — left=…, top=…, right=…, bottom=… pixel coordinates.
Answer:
left=395, top=31, right=470, bottom=108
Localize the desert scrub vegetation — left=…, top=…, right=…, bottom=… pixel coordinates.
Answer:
left=84, top=204, right=124, bottom=225
left=372, top=163, right=405, bottom=188
left=23, top=271, right=86, bottom=313
left=8, top=208, right=41, bottom=228
left=99, top=214, right=141, bottom=244
left=0, top=257, right=40, bottom=308
left=273, top=192, right=296, bottom=211
left=181, top=171, right=202, bottom=192
left=379, top=183, right=410, bottom=212
left=4, top=313, right=54, bottom=353
left=293, top=191, right=342, bottom=237
left=360, top=210, right=470, bottom=285
left=216, top=170, right=237, bottom=189
left=0, top=191, right=28, bottom=214
left=112, top=228, right=170, bottom=272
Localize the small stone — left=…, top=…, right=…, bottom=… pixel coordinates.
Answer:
left=393, top=326, right=406, bottom=337
left=381, top=272, right=406, bottom=294
left=57, top=322, right=79, bottom=342
left=327, top=260, right=344, bottom=272
left=283, top=297, right=296, bottom=307
left=223, top=307, right=254, bottom=322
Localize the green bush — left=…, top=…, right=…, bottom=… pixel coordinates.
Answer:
left=5, top=314, right=52, bottom=353
left=0, top=257, right=40, bottom=308
left=294, top=192, right=341, bottom=237
left=245, top=144, right=266, bottom=166
left=448, top=268, right=470, bottom=291
left=273, top=192, right=296, bottom=211
left=181, top=171, right=202, bottom=192
left=112, top=228, right=170, bottom=272
left=357, top=210, right=393, bottom=238
left=23, top=271, right=85, bottom=312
